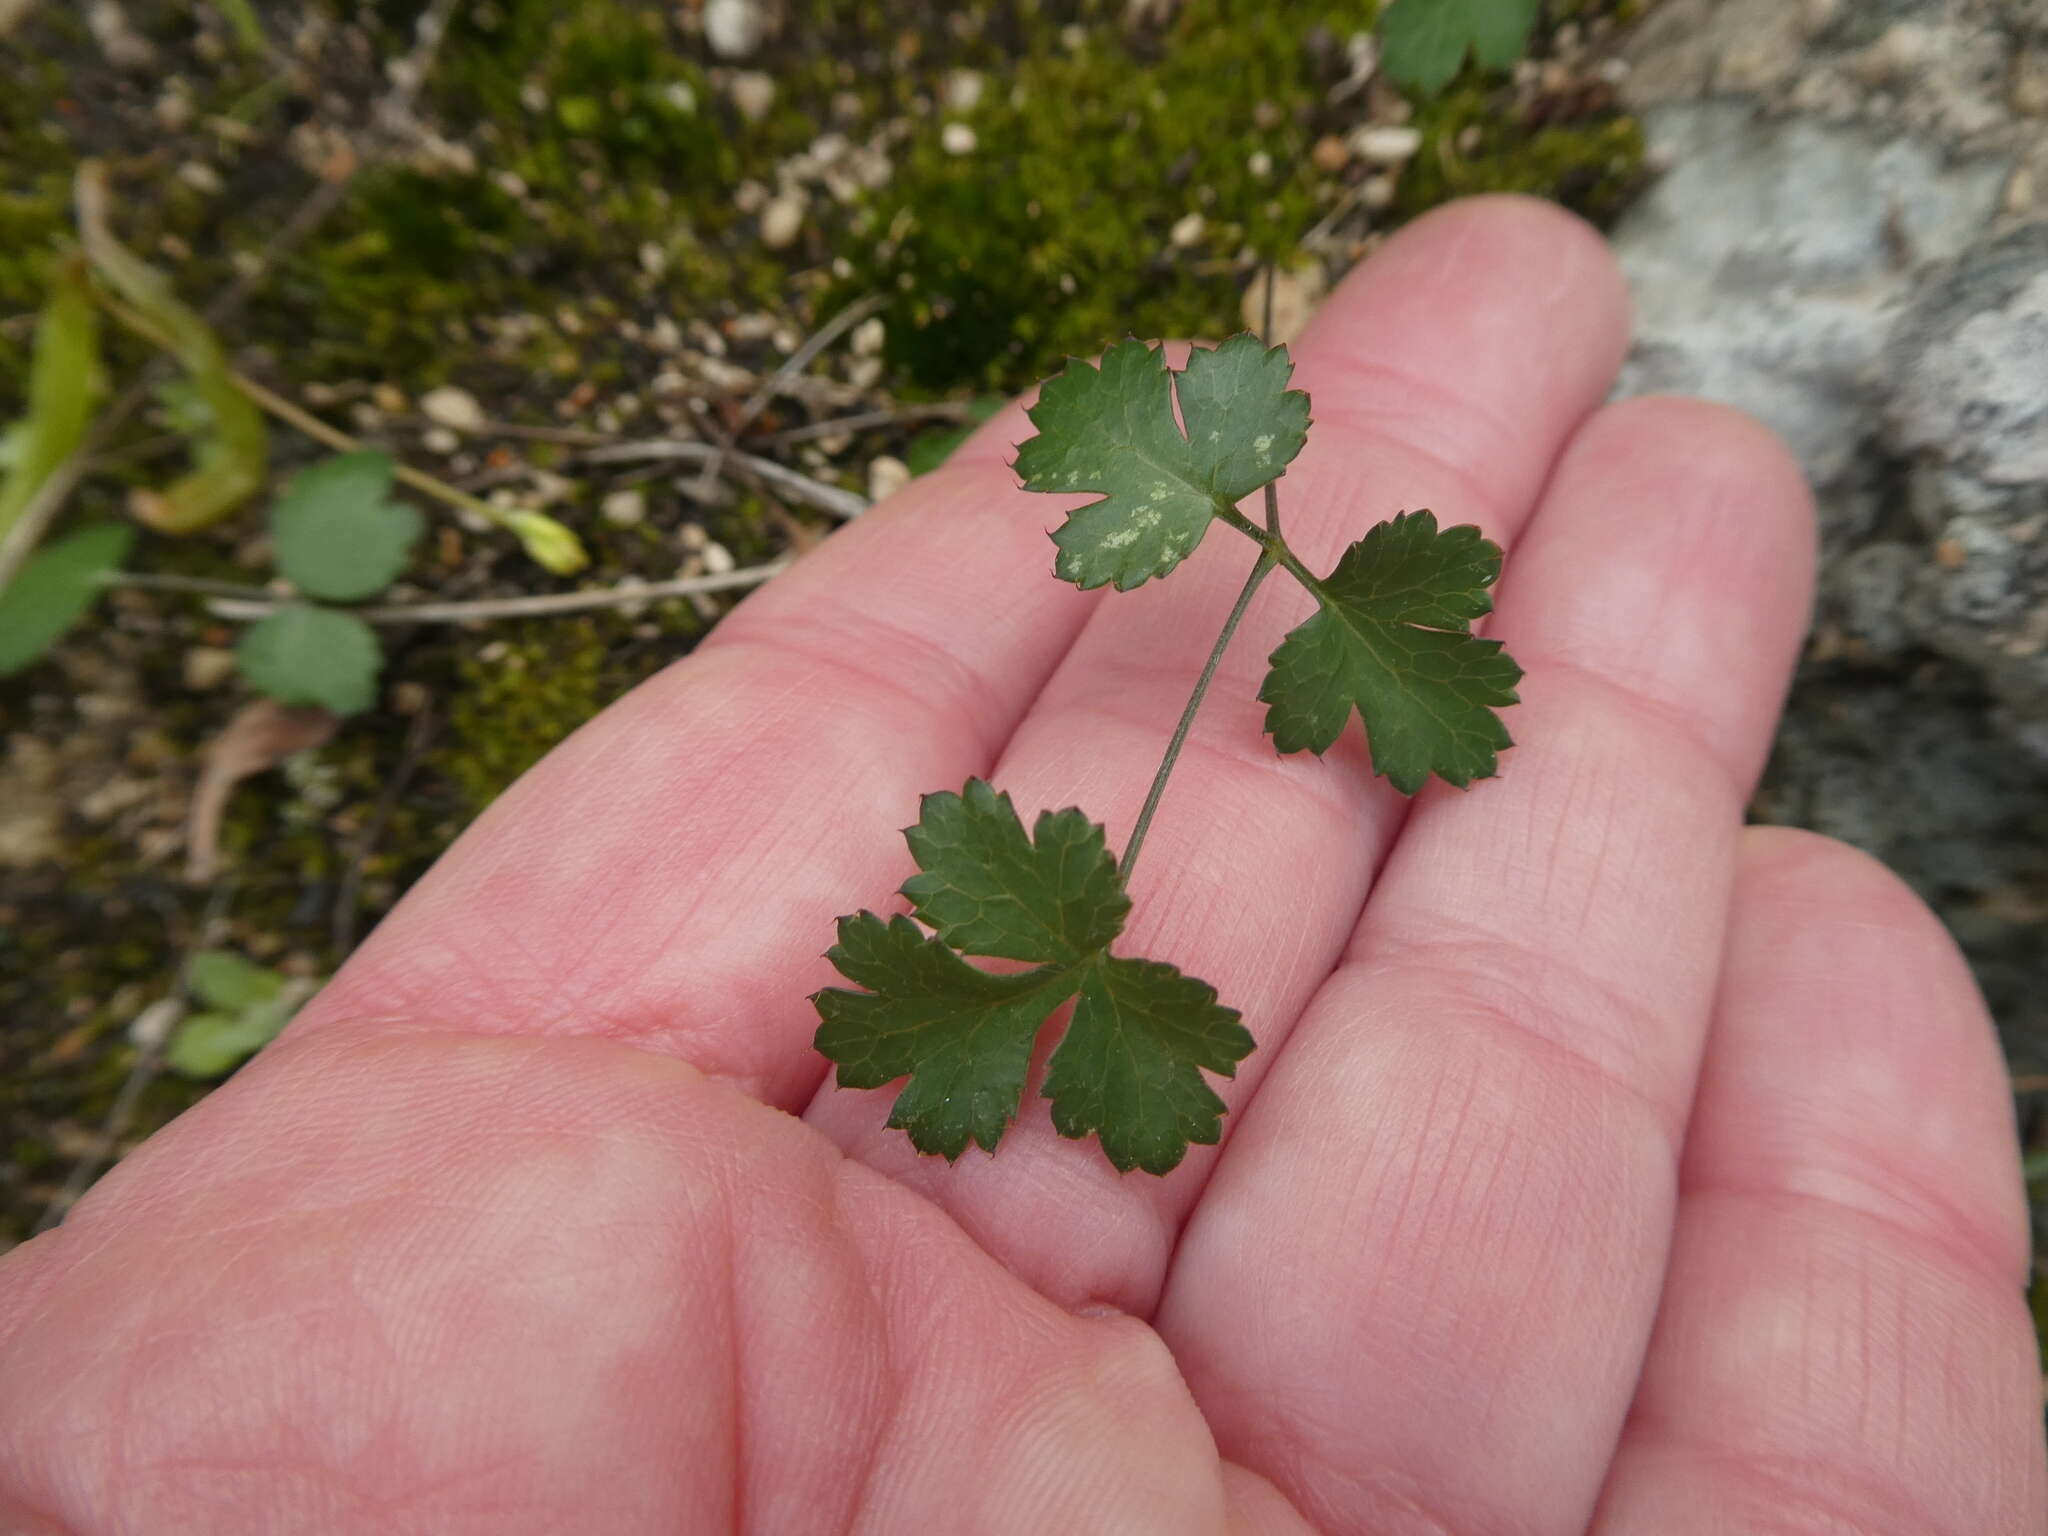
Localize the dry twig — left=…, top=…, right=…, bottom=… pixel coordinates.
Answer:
left=583, top=438, right=868, bottom=519
left=733, top=291, right=886, bottom=434
left=193, top=560, right=790, bottom=624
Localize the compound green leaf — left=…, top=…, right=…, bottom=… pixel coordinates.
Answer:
left=814, top=912, right=1072, bottom=1159
left=236, top=603, right=382, bottom=716
left=1260, top=510, right=1521, bottom=793
left=1380, top=0, right=1541, bottom=96
left=1014, top=334, right=1308, bottom=592
left=902, top=779, right=1129, bottom=965
left=1043, top=955, right=1252, bottom=1175
left=271, top=452, right=422, bottom=602
left=812, top=781, right=1250, bottom=1173
left=0, top=524, right=133, bottom=676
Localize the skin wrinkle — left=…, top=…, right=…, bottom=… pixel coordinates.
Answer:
left=1345, top=931, right=1698, bottom=1139
left=712, top=610, right=1012, bottom=772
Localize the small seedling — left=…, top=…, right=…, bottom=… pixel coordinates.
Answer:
left=236, top=451, right=422, bottom=717
left=812, top=335, right=1521, bottom=1173
left=1, top=167, right=586, bottom=679
left=166, top=949, right=313, bottom=1079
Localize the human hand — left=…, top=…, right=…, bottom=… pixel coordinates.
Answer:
left=2, top=198, right=2041, bottom=1535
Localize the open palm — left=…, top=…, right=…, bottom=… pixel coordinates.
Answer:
left=2, top=200, right=2040, bottom=1535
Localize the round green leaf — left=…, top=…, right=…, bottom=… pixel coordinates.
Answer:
left=166, top=998, right=294, bottom=1079
left=270, top=452, right=421, bottom=601
left=236, top=604, right=382, bottom=715
left=0, top=524, right=135, bottom=675
left=188, top=949, right=284, bottom=1012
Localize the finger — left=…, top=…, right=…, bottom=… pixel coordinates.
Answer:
left=0, top=1028, right=1311, bottom=1535
left=1593, top=827, right=2046, bottom=1534
left=1158, top=397, right=1818, bottom=1532
left=290, top=410, right=1100, bottom=1108
left=805, top=197, right=1632, bottom=1311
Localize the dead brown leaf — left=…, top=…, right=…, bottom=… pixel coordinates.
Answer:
left=185, top=698, right=337, bottom=884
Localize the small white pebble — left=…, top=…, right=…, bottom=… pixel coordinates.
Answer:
left=1346, top=31, right=1380, bottom=82
left=1169, top=211, right=1207, bottom=248
left=728, top=70, right=776, bottom=121
left=1247, top=149, right=1273, bottom=178
left=760, top=192, right=806, bottom=250
left=154, top=89, right=192, bottom=132
left=602, top=489, right=647, bottom=527
left=700, top=540, right=737, bottom=574
left=181, top=646, right=237, bottom=691
left=941, top=121, right=977, bottom=155
left=703, top=0, right=765, bottom=59
left=420, top=386, right=487, bottom=432
left=944, top=69, right=985, bottom=112
left=178, top=161, right=223, bottom=194
left=127, top=998, right=181, bottom=1050
left=850, top=316, right=886, bottom=357
left=1350, top=124, right=1422, bottom=166
left=422, top=426, right=461, bottom=455
left=867, top=455, right=912, bottom=502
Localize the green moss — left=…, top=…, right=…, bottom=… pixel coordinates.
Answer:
left=0, top=27, right=85, bottom=406
left=849, top=1, right=1379, bottom=392
left=438, top=616, right=624, bottom=815
left=1393, top=83, right=1647, bottom=224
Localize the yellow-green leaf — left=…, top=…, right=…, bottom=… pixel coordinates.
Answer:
left=76, top=162, right=267, bottom=533
left=0, top=266, right=103, bottom=544
left=504, top=509, right=589, bottom=575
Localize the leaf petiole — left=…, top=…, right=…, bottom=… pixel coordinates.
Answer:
left=1120, top=547, right=1277, bottom=882
left=1122, top=482, right=1319, bottom=883
left=1211, top=501, right=1324, bottom=596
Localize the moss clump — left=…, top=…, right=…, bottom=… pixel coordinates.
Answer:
left=849, top=1, right=1378, bottom=392
left=438, top=616, right=633, bottom=816
left=0, top=22, right=87, bottom=406
left=1394, top=83, right=1647, bottom=225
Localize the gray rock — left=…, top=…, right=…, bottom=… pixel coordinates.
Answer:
left=1879, top=222, right=2048, bottom=757
left=1612, top=102, right=2008, bottom=532
left=1885, top=220, right=2048, bottom=486
left=1611, top=0, right=2048, bottom=1071
left=1757, top=663, right=2048, bottom=1075
left=1822, top=540, right=1919, bottom=659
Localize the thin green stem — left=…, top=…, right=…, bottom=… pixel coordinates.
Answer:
left=1214, top=502, right=1322, bottom=595
left=1120, top=549, right=1278, bottom=882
